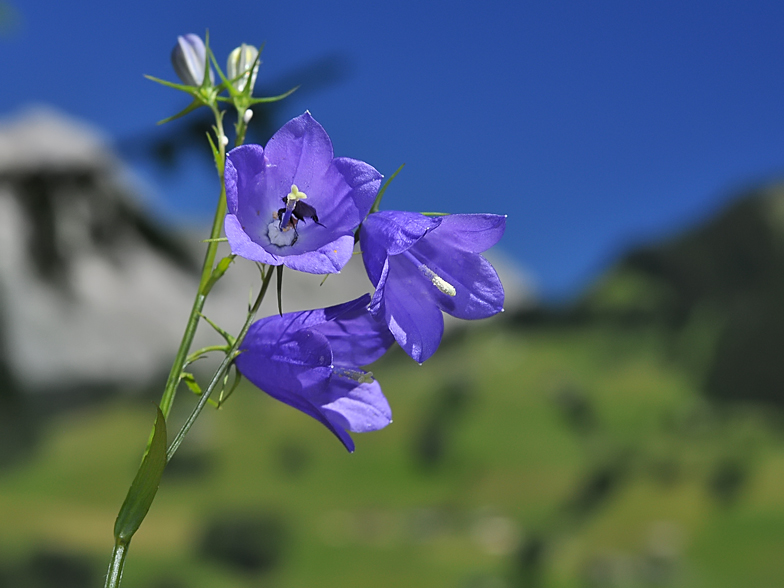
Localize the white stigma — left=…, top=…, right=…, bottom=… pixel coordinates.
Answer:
left=419, top=265, right=457, bottom=297
left=286, top=184, right=307, bottom=202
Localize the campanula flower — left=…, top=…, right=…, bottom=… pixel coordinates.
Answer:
left=171, top=34, right=213, bottom=87
left=225, top=112, right=382, bottom=274
left=227, top=43, right=260, bottom=92
left=236, top=295, right=395, bottom=452
left=360, top=212, right=506, bottom=363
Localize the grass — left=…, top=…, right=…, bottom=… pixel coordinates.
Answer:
left=1, top=319, right=783, bottom=587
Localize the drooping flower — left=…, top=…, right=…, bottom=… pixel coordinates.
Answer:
left=360, top=212, right=506, bottom=363
left=224, top=112, right=382, bottom=274
left=171, top=34, right=213, bottom=87
left=227, top=43, right=260, bottom=93
left=236, top=294, right=395, bottom=452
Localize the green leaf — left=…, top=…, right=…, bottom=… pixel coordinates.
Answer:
left=370, top=163, right=405, bottom=214
left=198, top=313, right=236, bottom=346
left=155, top=98, right=204, bottom=125
left=181, top=372, right=202, bottom=395
left=249, top=85, right=300, bottom=104
left=113, top=407, right=167, bottom=544
left=203, top=254, right=236, bottom=295
left=218, top=365, right=243, bottom=407
left=143, top=74, right=195, bottom=92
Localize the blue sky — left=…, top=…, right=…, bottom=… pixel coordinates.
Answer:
left=2, top=0, right=784, bottom=298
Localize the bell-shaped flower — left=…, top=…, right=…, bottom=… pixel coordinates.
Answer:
left=224, top=112, right=382, bottom=274
left=227, top=43, right=260, bottom=93
left=236, top=295, right=396, bottom=452
left=171, top=34, right=214, bottom=87
left=360, top=212, right=506, bottom=363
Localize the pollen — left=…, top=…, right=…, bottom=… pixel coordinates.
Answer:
left=419, top=265, right=457, bottom=297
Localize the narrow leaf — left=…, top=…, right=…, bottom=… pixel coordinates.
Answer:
left=198, top=313, right=236, bottom=346
left=113, top=408, right=167, bottom=543
left=181, top=372, right=202, bottom=395
left=276, top=265, right=284, bottom=316
left=249, top=85, right=300, bottom=104
left=370, top=163, right=405, bottom=214
left=203, top=254, right=236, bottom=295
left=218, top=366, right=243, bottom=407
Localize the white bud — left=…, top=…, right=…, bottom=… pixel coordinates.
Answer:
left=227, top=44, right=260, bottom=92
left=243, top=108, right=254, bottom=124
left=221, top=135, right=229, bottom=147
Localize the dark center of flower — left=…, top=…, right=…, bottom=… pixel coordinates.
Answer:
left=266, top=184, right=326, bottom=248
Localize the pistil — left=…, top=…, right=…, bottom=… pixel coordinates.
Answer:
left=279, top=184, right=307, bottom=230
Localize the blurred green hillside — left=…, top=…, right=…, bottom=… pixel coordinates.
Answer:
left=3, top=184, right=784, bottom=587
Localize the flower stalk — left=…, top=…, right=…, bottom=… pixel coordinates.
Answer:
left=104, top=47, right=266, bottom=586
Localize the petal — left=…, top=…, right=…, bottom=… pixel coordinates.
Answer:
left=428, top=214, right=506, bottom=253
left=410, top=236, right=505, bottom=319
left=240, top=321, right=333, bottom=369
left=314, top=299, right=394, bottom=366
left=318, top=378, right=392, bottom=434
left=315, top=157, right=382, bottom=231
left=225, top=144, right=267, bottom=215
left=237, top=325, right=344, bottom=444
left=373, top=255, right=444, bottom=363
left=361, top=211, right=441, bottom=285
left=263, top=112, right=334, bottom=197
left=224, top=214, right=282, bottom=265
left=281, top=234, right=355, bottom=274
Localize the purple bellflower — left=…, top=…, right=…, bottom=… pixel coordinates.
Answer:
left=235, top=294, right=395, bottom=452
left=360, top=212, right=506, bottom=363
left=224, top=112, right=382, bottom=274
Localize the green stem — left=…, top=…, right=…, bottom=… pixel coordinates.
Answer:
left=166, top=264, right=274, bottom=461
left=158, top=106, right=228, bottom=420
left=104, top=541, right=128, bottom=588
left=104, top=106, right=245, bottom=588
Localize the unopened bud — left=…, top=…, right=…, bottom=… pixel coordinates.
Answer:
left=171, top=34, right=214, bottom=86
left=221, top=135, right=229, bottom=147
left=227, top=44, right=260, bottom=92
left=243, top=108, right=254, bottom=124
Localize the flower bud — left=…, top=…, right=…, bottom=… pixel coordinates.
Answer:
left=227, top=44, right=260, bottom=92
left=171, top=34, right=214, bottom=86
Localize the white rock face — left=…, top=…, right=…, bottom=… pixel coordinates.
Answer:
left=0, top=106, right=536, bottom=396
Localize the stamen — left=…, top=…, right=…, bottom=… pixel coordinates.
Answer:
left=418, top=265, right=457, bottom=297
left=401, top=249, right=457, bottom=297
left=334, top=367, right=375, bottom=384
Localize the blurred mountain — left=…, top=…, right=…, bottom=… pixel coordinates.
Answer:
left=575, top=182, right=784, bottom=407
